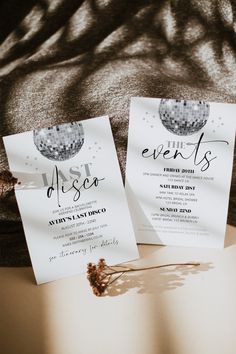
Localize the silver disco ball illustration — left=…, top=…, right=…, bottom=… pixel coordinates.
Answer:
left=159, top=99, right=210, bottom=136
left=33, top=122, right=84, bottom=161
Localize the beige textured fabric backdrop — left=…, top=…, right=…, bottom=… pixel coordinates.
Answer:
left=0, top=0, right=235, bottom=265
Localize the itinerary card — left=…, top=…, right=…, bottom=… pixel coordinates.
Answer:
left=126, top=97, right=236, bottom=248
left=3, top=116, right=138, bottom=284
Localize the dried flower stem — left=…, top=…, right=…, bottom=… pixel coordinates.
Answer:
left=102, top=262, right=200, bottom=276
left=87, top=259, right=200, bottom=296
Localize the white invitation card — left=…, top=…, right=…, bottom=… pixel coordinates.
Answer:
left=126, top=97, right=236, bottom=248
left=3, top=116, right=138, bottom=284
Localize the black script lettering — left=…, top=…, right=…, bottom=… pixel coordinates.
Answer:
left=142, top=144, right=164, bottom=159
left=47, top=165, right=105, bottom=207
left=142, top=133, right=229, bottom=172
left=62, top=177, right=105, bottom=202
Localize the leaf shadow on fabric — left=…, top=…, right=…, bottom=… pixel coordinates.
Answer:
left=0, top=0, right=236, bottom=268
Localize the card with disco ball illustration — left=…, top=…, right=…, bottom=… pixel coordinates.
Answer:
left=3, top=116, right=138, bottom=284
left=125, top=97, right=236, bottom=248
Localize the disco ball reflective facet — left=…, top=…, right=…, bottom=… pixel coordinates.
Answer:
left=33, top=122, right=84, bottom=161
left=159, top=99, right=210, bottom=136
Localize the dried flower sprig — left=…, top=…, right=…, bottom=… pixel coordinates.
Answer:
left=87, top=258, right=200, bottom=296
left=0, top=170, right=19, bottom=199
